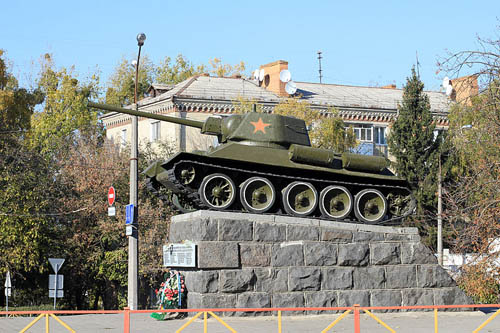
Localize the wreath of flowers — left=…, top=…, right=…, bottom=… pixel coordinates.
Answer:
left=151, top=270, right=186, bottom=320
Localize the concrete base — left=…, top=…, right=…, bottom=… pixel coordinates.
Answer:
left=169, top=211, right=471, bottom=315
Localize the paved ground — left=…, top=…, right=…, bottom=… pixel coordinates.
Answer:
left=2, top=310, right=500, bottom=333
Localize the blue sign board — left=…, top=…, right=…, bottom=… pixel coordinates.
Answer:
left=125, top=204, right=135, bottom=225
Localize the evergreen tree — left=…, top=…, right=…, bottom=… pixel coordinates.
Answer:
left=388, top=67, right=440, bottom=217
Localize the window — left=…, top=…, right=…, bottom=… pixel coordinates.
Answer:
left=150, top=121, right=161, bottom=142
left=374, top=127, right=386, bottom=145
left=121, top=129, right=127, bottom=146
left=351, top=124, right=373, bottom=142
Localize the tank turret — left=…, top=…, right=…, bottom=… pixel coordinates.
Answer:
left=89, top=101, right=311, bottom=147
left=88, top=101, right=415, bottom=224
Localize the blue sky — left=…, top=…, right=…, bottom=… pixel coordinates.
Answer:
left=1, top=1, right=499, bottom=92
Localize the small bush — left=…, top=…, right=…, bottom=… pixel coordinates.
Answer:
left=457, top=263, right=499, bottom=304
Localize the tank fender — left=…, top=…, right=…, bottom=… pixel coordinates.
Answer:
left=143, top=160, right=166, bottom=178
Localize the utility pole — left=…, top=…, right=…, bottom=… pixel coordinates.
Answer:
left=317, top=51, right=323, bottom=84
left=129, top=32, right=146, bottom=310
left=437, top=156, right=443, bottom=265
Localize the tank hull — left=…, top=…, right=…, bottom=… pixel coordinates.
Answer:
left=146, top=143, right=415, bottom=225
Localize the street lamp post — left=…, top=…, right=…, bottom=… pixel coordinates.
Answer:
left=437, top=156, right=443, bottom=266
left=129, top=32, right=146, bottom=310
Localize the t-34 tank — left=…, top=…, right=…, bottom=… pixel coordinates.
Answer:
left=89, top=101, right=415, bottom=224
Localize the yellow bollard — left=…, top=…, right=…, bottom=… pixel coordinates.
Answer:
left=434, top=308, right=438, bottom=333
left=278, top=310, right=282, bottom=333
left=45, top=314, right=49, bottom=333
left=204, top=311, right=208, bottom=333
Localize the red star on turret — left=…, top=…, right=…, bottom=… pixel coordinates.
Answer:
left=250, top=118, right=271, bottom=134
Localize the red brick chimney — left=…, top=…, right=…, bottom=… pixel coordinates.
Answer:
left=259, top=60, right=289, bottom=97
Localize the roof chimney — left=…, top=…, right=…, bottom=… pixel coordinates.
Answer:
left=451, top=75, right=478, bottom=105
left=259, top=60, right=288, bottom=97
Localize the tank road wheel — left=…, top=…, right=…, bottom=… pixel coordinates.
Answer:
left=282, top=181, right=318, bottom=217
left=319, top=186, right=353, bottom=220
left=354, top=189, right=387, bottom=223
left=240, top=177, right=276, bottom=213
left=387, top=191, right=416, bottom=217
left=175, top=164, right=197, bottom=186
left=199, top=173, right=236, bottom=210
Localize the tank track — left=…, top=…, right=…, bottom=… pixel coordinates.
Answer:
left=153, top=159, right=415, bottom=226
left=167, top=167, right=203, bottom=209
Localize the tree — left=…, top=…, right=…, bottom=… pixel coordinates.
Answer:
left=0, top=50, right=59, bottom=307
left=388, top=68, right=441, bottom=215
left=105, top=55, right=155, bottom=107
left=313, top=109, right=357, bottom=152
left=30, top=53, right=101, bottom=156
left=439, top=33, right=500, bottom=304
left=156, top=54, right=206, bottom=84
left=207, top=58, right=245, bottom=77
left=55, top=132, right=174, bottom=309
left=0, top=50, right=43, bottom=143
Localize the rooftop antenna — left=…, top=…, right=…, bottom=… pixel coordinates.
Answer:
left=415, top=51, right=420, bottom=77
left=442, top=76, right=454, bottom=96
left=317, top=51, right=323, bottom=83
left=285, top=81, right=297, bottom=95
left=279, top=69, right=292, bottom=83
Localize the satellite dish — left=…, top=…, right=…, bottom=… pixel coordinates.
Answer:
left=445, top=85, right=454, bottom=96
left=285, top=81, right=297, bottom=95
left=279, top=70, right=292, bottom=83
left=259, top=69, right=265, bottom=82
left=253, top=70, right=259, bottom=80
left=442, top=76, right=451, bottom=88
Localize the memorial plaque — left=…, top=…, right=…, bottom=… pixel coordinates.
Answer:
left=163, top=243, right=196, bottom=267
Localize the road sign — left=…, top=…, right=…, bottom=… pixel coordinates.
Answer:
left=4, top=271, right=11, bottom=288
left=126, top=225, right=133, bottom=236
left=49, top=258, right=65, bottom=273
left=49, top=275, right=64, bottom=289
left=108, top=206, right=116, bottom=217
left=5, top=288, right=11, bottom=297
left=108, top=186, right=116, bottom=206
left=125, top=204, right=135, bottom=225
left=49, top=290, right=64, bottom=298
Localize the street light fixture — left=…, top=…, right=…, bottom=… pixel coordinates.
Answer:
left=129, top=32, right=146, bottom=310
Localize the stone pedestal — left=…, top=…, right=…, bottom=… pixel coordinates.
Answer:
left=169, top=211, right=471, bottom=315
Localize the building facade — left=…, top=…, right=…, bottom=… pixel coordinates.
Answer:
left=101, top=60, right=454, bottom=156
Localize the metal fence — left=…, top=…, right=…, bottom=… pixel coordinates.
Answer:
left=2, top=303, right=500, bottom=333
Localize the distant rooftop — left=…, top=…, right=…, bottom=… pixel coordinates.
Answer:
left=139, top=75, right=450, bottom=112
left=101, top=72, right=451, bottom=127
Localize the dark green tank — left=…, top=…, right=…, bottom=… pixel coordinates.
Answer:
left=89, top=101, right=415, bottom=224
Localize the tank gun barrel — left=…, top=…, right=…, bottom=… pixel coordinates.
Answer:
left=88, top=101, right=204, bottom=129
